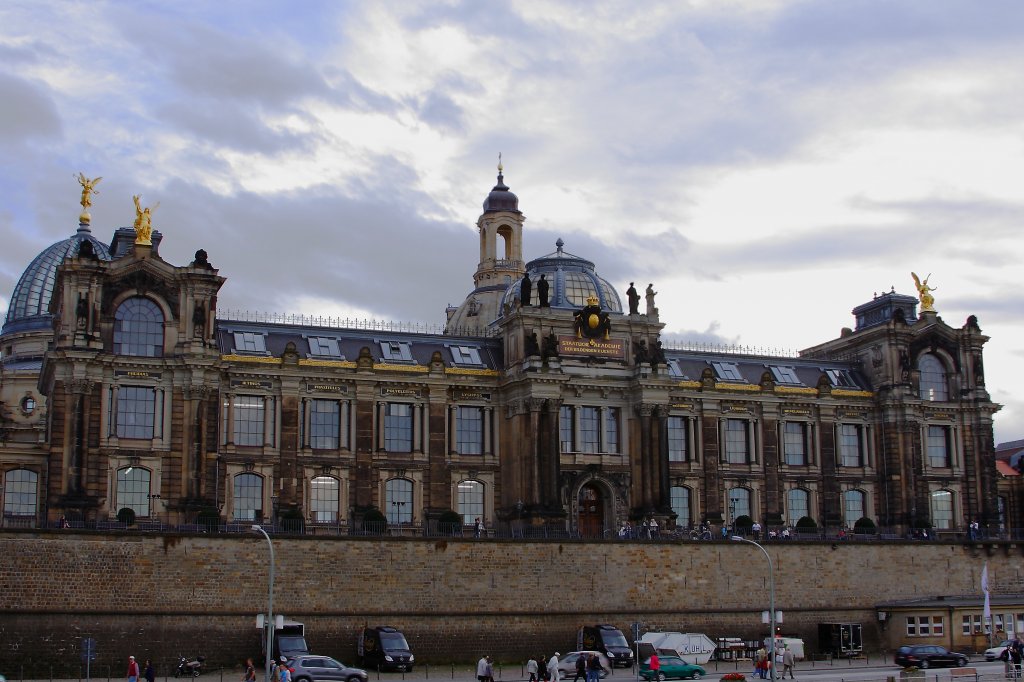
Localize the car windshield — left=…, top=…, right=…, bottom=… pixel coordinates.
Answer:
left=601, top=632, right=629, bottom=648
left=279, top=636, right=308, bottom=652
left=380, top=633, right=410, bottom=650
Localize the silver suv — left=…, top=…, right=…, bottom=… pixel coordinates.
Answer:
left=288, top=656, right=367, bottom=682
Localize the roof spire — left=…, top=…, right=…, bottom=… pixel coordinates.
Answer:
left=498, top=152, right=503, bottom=173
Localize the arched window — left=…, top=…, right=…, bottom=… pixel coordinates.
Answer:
left=113, top=297, right=164, bottom=357
left=919, top=354, right=948, bottom=401
left=310, top=476, right=339, bottom=523
left=385, top=478, right=413, bottom=525
left=3, top=469, right=38, bottom=517
left=787, top=489, right=810, bottom=526
left=670, top=486, right=691, bottom=529
left=458, top=480, right=484, bottom=524
left=233, top=473, right=263, bottom=521
left=930, top=489, right=954, bottom=530
left=727, top=487, right=751, bottom=524
left=116, top=467, right=151, bottom=517
left=843, top=489, right=866, bottom=527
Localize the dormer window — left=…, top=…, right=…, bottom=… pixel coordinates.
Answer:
left=770, top=365, right=801, bottom=385
left=379, top=340, right=413, bottom=362
left=450, top=345, right=483, bottom=366
left=667, top=360, right=688, bottom=379
left=712, top=361, right=744, bottom=382
left=233, top=332, right=267, bottom=354
left=308, top=336, right=342, bottom=358
left=826, top=368, right=857, bottom=388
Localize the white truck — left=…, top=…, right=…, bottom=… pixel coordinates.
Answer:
left=639, top=632, right=717, bottom=665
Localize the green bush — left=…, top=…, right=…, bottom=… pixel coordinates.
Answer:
left=362, top=507, right=387, bottom=534
left=853, top=517, right=876, bottom=533
left=734, top=515, right=753, bottom=531
left=796, top=516, right=817, bottom=529
left=116, top=507, right=136, bottom=526
left=196, top=507, right=220, bottom=532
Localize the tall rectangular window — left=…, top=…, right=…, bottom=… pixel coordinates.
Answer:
left=310, top=400, right=340, bottom=450
left=384, top=403, right=413, bottom=452
left=604, top=407, right=620, bottom=453
left=310, top=476, right=339, bottom=523
left=927, top=426, right=951, bottom=467
left=839, top=424, right=864, bottom=467
left=117, top=386, right=156, bottom=439
left=559, top=406, right=574, bottom=452
left=783, top=422, right=807, bottom=465
left=579, top=407, right=599, bottom=453
left=668, top=417, right=688, bottom=462
left=233, top=396, right=265, bottom=446
left=725, top=419, right=749, bottom=464
left=456, top=406, right=484, bottom=455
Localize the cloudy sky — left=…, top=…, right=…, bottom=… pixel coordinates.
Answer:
left=1, top=0, right=1022, bottom=442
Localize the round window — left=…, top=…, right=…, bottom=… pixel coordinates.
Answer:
left=21, top=396, right=36, bottom=415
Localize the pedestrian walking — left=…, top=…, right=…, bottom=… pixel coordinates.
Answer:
left=243, top=658, right=257, bottom=682
left=477, top=656, right=490, bottom=682
left=586, top=654, right=602, bottom=682
left=782, top=647, right=796, bottom=679
left=127, top=656, right=140, bottom=682
left=144, top=660, right=155, bottom=682
left=547, top=652, right=561, bottom=682
left=573, top=654, right=586, bottom=682
left=527, top=656, right=539, bottom=682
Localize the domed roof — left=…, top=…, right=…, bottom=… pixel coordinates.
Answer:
left=482, top=168, right=520, bottom=214
left=2, top=222, right=112, bottom=335
left=502, top=239, right=623, bottom=313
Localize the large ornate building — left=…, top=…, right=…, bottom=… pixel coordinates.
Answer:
left=0, top=168, right=1003, bottom=536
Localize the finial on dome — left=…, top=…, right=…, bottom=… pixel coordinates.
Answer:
left=556, top=238, right=564, bottom=254
left=498, top=152, right=503, bottom=173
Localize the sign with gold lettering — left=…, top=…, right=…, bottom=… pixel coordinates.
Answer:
left=557, top=335, right=626, bottom=360
left=453, top=389, right=490, bottom=401
left=231, top=379, right=272, bottom=389
left=115, top=370, right=162, bottom=379
left=307, top=383, right=348, bottom=394
left=382, top=386, right=421, bottom=398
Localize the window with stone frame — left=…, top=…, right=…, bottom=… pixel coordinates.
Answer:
left=843, top=489, right=866, bottom=527
left=116, top=386, right=156, bottom=439
left=385, top=478, right=413, bottom=524
left=670, top=486, right=691, bottom=528
left=787, top=488, right=810, bottom=526
left=309, top=476, right=339, bottom=523
left=919, top=353, right=949, bottom=401
left=783, top=422, right=807, bottom=466
left=839, top=424, right=865, bottom=467
left=559, top=406, right=574, bottom=452
left=930, top=489, right=954, bottom=529
left=3, top=469, right=38, bottom=517
left=116, top=466, right=151, bottom=517
left=309, top=399, right=340, bottom=450
left=724, top=419, right=749, bottom=464
left=579, top=407, right=600, bottom=453
left=114, top=297, right=164, bottom=357
left=927, top=425, right=952, bottom=468
left=604, top=407, right=620, bottom=453
left=384, top=403, right=413, bottom=452
left=233, top=396, right=265, bottom=446
left=455, top=406, right=484, bottom=455
left=668, top=416, right=688, bottom=462
left=458, top=479, right=484, bottom=523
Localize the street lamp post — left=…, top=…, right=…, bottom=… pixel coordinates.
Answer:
left=252, top=525, right=275, bottom=682
left=732, top=536, right=776, bottom=682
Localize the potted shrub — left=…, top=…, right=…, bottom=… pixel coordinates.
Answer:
left=437, top=509, right=463, bottom=536
left=853, top=517, right=876, bottom=534
left=362, top=507, right=387, bottom=534
left=116, top=507, right=136, bottom=526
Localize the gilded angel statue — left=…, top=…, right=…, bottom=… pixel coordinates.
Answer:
left=75, top=173, right=102, bottom=220
left=911, top=272, right=937, bottom=312
left=132, top=194, right=159, bottom=246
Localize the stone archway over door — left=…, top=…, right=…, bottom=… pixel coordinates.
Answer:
left=578, top=483, right=605, bottom=538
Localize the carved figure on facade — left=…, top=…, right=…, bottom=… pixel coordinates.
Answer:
left=651, top=339, right=666, bottom=366
left=520, top=272, right=532, bottom=307
left=536, top=274, right=550, bottom=307
left=76, top=293, right=89, bottom=329
left=525, top=331, right=540, bottom=357
left=634, top=338, right=649, bottom=365
left=626, top=282, right=640, bottom=315
left=192, top=301, right=206, bottom=338
left=542, top=331, right=560, bottom=359
left=132, top=194, right=158, bottom=246
left=573, top=296, right=611, bottom=339
left=645, top=283, right=658, bottom=316
left=911, top=272, right=937, bottom=312
left=192, top=249, right=213, bottom=269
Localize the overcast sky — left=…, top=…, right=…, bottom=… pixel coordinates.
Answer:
left=1, top=1, right=1021, bottom=442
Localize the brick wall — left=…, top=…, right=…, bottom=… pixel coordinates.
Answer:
left=0, top=531, right=1012, bottom=675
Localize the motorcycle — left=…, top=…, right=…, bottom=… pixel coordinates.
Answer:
left=175, top=656, right=205, bottom=678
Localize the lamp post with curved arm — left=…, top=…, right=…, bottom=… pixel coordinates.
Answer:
left=732, top=535, right=776, bottom=682
left=252, top=525, right=275, bottom=682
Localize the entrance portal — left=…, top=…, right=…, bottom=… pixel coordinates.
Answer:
left=578, top=484, right=605, bottom=538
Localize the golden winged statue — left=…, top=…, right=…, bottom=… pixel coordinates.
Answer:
left=75, top=173, right=102, bottom=223
left=911, top=272, right=936, bottom=312
left=132, top=194, right=159, bottom=246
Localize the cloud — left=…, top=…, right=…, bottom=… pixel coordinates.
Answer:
left=0, top=73, right=62, bottom=142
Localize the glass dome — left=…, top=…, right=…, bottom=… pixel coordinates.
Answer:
left=501, top=239, right=623, bottom=313
left=2, top=223, right=112, bottom=334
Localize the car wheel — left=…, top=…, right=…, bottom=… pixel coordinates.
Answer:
left=956, top=658, right=967, bottom=667
left=346, top=677, right=363, bottom=682
left=919, top=660, right=929, bottom=669
left=690, top=673, right=703, bottom=680
left=657, top=672, right=666, bottom=682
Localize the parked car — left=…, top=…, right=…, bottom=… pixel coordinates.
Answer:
left=639, top=655, right=706, bottom=680
left=894, top=645, right=968, bottom=669
left=557, top=652, right=612, bottom=679
left=288, top=655, right=368, bottom=682
left=985, top=640, right=1014, bottom=662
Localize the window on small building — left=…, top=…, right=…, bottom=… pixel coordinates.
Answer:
left=310, top=400, right=340, bottom=450
left=116, top=386, right=156, bottom=439
left=114, top=297, right=164, bottom=356
left=907, top=615, right=933, bottom=637
left=930, top=489, right=954, bottom=530
left=962, top=614, right=983, bottom=635
left=725, top=419, right=749, bottom=464
left=668, top=416, right=688, bottom=462
left=712, top=361, right=744, bottom=382
left=927, top=425, right=951, bottom=468
left=458, top=479, right=484, bottom=523
left=309, top=476, right=339, bottom=523
left=783, top=422, right=807, bottom=466
left=559, top=406, right=574, bottom=452
left=233, top=331, right=267, bottom=354
left=787, top=489, right=810, bottom=526
left=839, top=424, right=865, bottom=467
left=604, top=407, right=620, bottom=453
left=456, top=406, right=483, bottom=455
left=451, top=345, right=483, bottom=365
left=233, top=396, right=265, bottom=446
left=770, top=366, right=801, bottom=385
left=385, top=478, right=413, bottom=524
left=116, top=467, right=151, bottom=518
left=379, top=340, right=413, bottom=362
left=843, top=489, right=866, bottom=527
left=579, top=407, right=600, bottom=453
left=307, top=336, right=341, bottom=358
left=233, top=473, right=263, bottom=521
left=670, top=486, right=691, bottom=529
left=3, top=469, right=38, bottom=517
left=384, top=403, right=413, bottom=452
left=919, top=354, right=949, bottom=401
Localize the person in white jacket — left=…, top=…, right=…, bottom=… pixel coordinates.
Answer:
left=547, top=653, right=561, bottom=682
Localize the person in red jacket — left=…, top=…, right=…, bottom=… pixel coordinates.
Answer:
left=648, top=653, right=660, bottom=678
left=127, top=656, right=140, bottom=682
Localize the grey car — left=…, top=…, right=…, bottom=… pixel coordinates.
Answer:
left=288, top=655, right=368, bottom=682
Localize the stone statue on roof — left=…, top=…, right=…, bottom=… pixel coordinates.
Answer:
left=133, top=194, right=158, bottom=246
left=911, top=272, right=936, bottom=312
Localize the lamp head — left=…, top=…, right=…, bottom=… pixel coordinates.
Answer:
left=730, top=535, right=744, bottom=541
left=251, top=524, right=262, bottom=531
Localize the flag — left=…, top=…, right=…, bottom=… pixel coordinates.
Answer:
left=983, top=562, right=991, bottom=623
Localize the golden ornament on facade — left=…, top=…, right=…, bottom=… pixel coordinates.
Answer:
left=132, top=194, right=158, bottom=246
left=911, top=272, right=937, bottom=312
left=75, top=173, right=102, bottom=223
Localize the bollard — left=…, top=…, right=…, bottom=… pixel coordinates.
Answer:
left=452, top=663, right=455, bottom=679
left=425, top=664, right=429, bottom=680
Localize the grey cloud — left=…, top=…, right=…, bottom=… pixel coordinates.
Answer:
left=414, top=91, right=466, bottom=134
left=155, top=101, right=324, bottom=155
left=0, top=73, right=61, bottom=142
